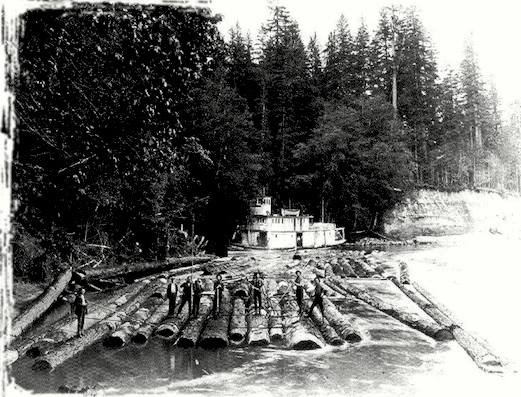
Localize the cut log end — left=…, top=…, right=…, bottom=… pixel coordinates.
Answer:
left=345, top=333, right=362, bottom=343
left=155, top=327, right=177, bottom=339
left=292, top=340, right=323, bottom=350
left=434, top=329, right=454, bottom=341
left=199, top=337, right=229, bottom=349
left=248, top=338, right=270, bottom=347
left=131, top=334, right=147, bottom=345
left=26, top=346, right=42, bottom=358
left=229, top=332, right=245, bottom=344
left=103, top=336, right=125, bottom=349
left=176, top=339, right=196, bottom=348
left=32, top=360, right=52, bottom=372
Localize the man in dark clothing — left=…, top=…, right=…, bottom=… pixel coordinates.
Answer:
left=166, top=277, right=178, bottom=316
left=294, top=270, right=304, bottom=314
left=251, top=272, right=263, bottom=315
left=213, top=274, right=224, bottom=318
left=192, top=279, right=203, bottom=317
left=73, top=288, right=88, bottom=337
left=308, top=277, right=325, bottom=317
left=177, top=277, right=192, bottom=317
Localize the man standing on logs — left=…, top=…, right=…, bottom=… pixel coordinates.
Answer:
left=213, top=274, right=224, bottom=318
left=294, top=271, right=304, bottom=315
left=176, top=277, right=192, bottom=318
left=308, top=277, right=325, bottom=318
left=167, top=277, right=178, bottom=316
left=192, top=279, right=203, bottom=317
left=73, top=288, right=88, bottom=337
left=251, top=272, right=264, bottom=315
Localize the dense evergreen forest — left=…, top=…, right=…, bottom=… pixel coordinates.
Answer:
left=13, top=4, right=521, bottom=281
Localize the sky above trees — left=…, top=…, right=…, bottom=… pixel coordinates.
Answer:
left=213, top=0, right=521, bottom=109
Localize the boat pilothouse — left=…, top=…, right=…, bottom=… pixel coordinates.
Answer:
left=233, top=195, right=346, bottom=249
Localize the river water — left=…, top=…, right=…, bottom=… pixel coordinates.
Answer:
left=9, top=233, right=521, bottom=396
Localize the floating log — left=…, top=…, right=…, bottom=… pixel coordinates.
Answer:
left=11, top=267, right=72, bottom=340
left=302, top=292, right=344, bottom=346
left=199, top=290, right=232, bottom=349
left=280, top=295, right=325, bottom=350
left=321, top=297, right=361, bottom=343
left=326, top=277, right=453, bottom=341
left=176, top=295, right=213, bottom=348
left=355, top=259, right=379, bottom=278
left=229, top=298, right=247, bottom=346
left=267, top=298, right=283, bottom=343
left=399, top=262, right=410, bottom=284
left=103, top=278, right=167, bottom=348
left=32, top=279, right=165, bottom=372
left=84, top=256, right=213, bottom=280
left=15, top=280, right=147, bottom=359
left=132, top=299, right=170, bottom=345
left=411, top=281, right=503, bottom=372
left=246, top=308, right=270, bottom=346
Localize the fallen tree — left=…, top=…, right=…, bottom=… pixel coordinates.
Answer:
left=81, top=256, right=213, bottom=281
left=175, top=295, right=213, bottom=348
left=199, top=289, right=232, bottom=349
left=229, top=298, right=247, bottom=346
left=32, top=278, right=165, bottom=372
left=326, top=277, right=453, bottom=341
left=13, top=280, right=146, bottom=359
left=103, top=278, right=167, bottom=348
left=11, top=267, right=72, bottom=339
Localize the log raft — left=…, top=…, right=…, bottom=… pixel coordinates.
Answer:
left=326, top=277, right=453, bottom=341
left=229, top=298, right=247, bottom=346
left=32, top=278, right=165, bottom=372
left=103, top=278, right=167, bottom=348
left=16, top=280, right=147, bottom=359
left=11, top=267, right=72, bottom=340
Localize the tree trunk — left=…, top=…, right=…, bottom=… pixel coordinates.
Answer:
left=280, top=295, right=325, bottom=350
left=246, top=308, right=270, bottom=346
left=13, top=280, right=146, bottom=359
left=267, top=297, right=283, bottom=343
left=411, top=281, right=503, bottom=372
left=103, top=279, right=167, bottom=348
left=132, top=299, right=169, bottom=345
left=321, top=296, right=362, bottom=343
left=32, top=278, right=165, bottom=372
left=11, top=267, right=72, bottom=339
left=199, top=290, right=232, bottom=349
left=301, top=291, right=346, bottom=346
left=176, top=295, right=213, bottom=348
left=326, top=277, right=453, bottom=341
left=84, top=256, right=213, bottom=280
left=229, top=298, right=247, bottom=346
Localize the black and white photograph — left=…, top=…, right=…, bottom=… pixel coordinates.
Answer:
left=1, top=0, right=520, bottom=396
